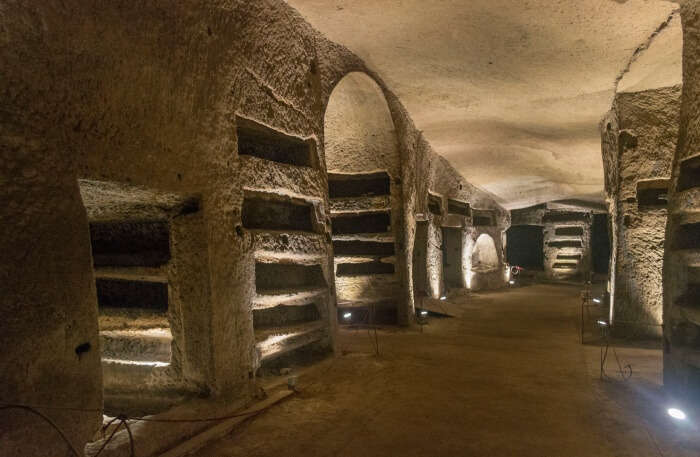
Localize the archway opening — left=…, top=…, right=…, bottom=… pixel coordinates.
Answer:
left=442, top=227, right=464, bottom=289
left=471, top=234, right=499, bottom=273
left=324, top=72, right=402, bottom=325
left=506, top=225, right=544, bottom=270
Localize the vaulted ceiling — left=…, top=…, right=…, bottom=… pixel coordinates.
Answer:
left=286, top=0, right=681, bottom=208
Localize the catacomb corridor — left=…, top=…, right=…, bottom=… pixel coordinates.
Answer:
left=2, top=1, right=700, bottom=456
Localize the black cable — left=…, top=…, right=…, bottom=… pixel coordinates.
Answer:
left=0, top=405, right=81, bottom=457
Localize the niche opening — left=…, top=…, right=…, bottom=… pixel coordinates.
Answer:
left=242, top=194, right=315, bottom=233
left=331, top=211, right=391, bottom=234
left=637, top=179, right=670, bottom=208
left=472, top=209, right=495, bottom=226
left=255, top=262, right=326, bottom=291
left=554, top=226, right=583, bottom=236
left=428, top=194, right=442, bottom=216
left=548, top=240, right=583, bottom=248
left=237, top=117, right=314, bottom=167
left=447, top=199, right=471, bottom=217
left=328, top=172, right=390, bottom=198
left=678, top=155, right=700, bottom=192
left=333, top=240, right=395, bottom=256
left=336, top=261, right=395, bottom=276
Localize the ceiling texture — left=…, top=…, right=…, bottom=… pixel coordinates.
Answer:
left=285, top=0, right=681, bottom=209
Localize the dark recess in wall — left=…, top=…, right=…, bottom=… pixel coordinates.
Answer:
left=547, top=240, right=583, bottom=248
left=237, top=117, right=312, bottom=167
left=472, top=210, right=495, bottom=226
left=506, top=225, right=543, bottom=269
left=336, top=261, right=395, bottom=276
left=242, top=196, right=314, bottom=232
left=447, top=199, right=471, bottom=217
left=428, top=194, right=442, bottom=216
left=90, top=221, right=170, bottom=267
left=96, top=278, right=168, bottom=312
left=555, top=226, right=584, bottom=236
left=331, top=212, right=391, bottom=234
left=253, top=303, right=320, bottom=329
left=328, top=172, right=390, bottom=198
left=592, top=213, right=610, bottom=274
left=333, top=240, right=395, bottom=256
left=678, top=155, right=700, bottom=192
left=557, top=254, right=582, bottom=260
left=674, top=222, right=700, bottom=250
left=543, top=212, right=588, bottom=223
left=637, top=179, right=670, bottom=208
left=255, top=263, right=326, bottom=290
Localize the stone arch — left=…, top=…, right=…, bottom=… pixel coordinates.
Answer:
left=472, top=234, right=499, bottom=273
left=324, top=72, right=405, bottom=324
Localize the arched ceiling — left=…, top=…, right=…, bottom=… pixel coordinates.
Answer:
left=286, top=0, right=680, bottom=209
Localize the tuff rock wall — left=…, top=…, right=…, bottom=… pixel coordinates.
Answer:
left=0, top=0, right=507, bottom=454
left=602, top=86, right=681, bottom=338
left=663, top=0, right=700, bottom=405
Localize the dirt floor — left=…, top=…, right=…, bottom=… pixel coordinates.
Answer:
left=193, top=283, right=700, bottom=457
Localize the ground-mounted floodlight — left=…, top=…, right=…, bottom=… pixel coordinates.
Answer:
left=668, top=408, right=687, bottom=420
left=440, top=296, right=447, bottom=301
left=509, top=280, right=515, bottom=285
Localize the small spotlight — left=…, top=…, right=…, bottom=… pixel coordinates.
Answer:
left=509, top=280, right=515, bottom=285
left=343, top=312, right=352, bottom=320
left=593, top=298, right=602, bottom=304
left=440, top=296, right=447, bottom=301
left=668, top=408, right=687, bottom=420
left=420, top=310, right=428, bottom=316
left=596, top=320, right=608, bottom=327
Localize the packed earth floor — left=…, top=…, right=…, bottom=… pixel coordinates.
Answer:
left=194, top=284, right=700, bottom=457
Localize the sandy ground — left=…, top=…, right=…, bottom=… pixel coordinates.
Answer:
left=193, top=284, right=700, bottom=457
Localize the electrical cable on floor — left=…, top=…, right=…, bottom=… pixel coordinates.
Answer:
left=0, top=391, right=298, bottom=457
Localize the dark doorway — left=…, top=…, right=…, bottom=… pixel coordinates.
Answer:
left=442, top=227, right=463, bottom=288
left=412, top=221, right=429, bottom=296
left=506, top=225, right=543, bottom=270
left=591, top=213, right=610, bottom=274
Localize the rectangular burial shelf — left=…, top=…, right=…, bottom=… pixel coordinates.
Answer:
left=255, top=262, right=326, bottom=292
left=332, top=239, right=395, bottom=256
left=552, top=262, right=578, bottom=270
left=673, top=222, right=700, bottom=250
left=331, top=211, right=391, bottom=235
left=336, top=261, right=395, bottom=277
left=90, top=221, right=171, bottom=267
left=428, top=193, right=442, bottom=216
left=100, top=328, right=172, bottom=363
left=253, top=261, right=326, bottom=363
left=447, top=199, right=471, bottom=217
left=255, top=321, right=326, bottom=362
left=328, top=171, right=391, bottom=198
left=678, top=154, right=700, bottom=192
left=554, top=226, right=584, bottom=236
left=242, top=193, right=315, bottom=233
left=236, top=116, right=314, bottom=168
left=637, top=179, right=670, bottom=208
left=547, top=240, right=583, bottom=248
left=472, top=209, right=495, bottom=226
left=557, top=254, right=582, bottom=260
left=542, top=211, right=588, bottom=223
left=96, top=278, right=169, bottom=312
